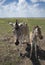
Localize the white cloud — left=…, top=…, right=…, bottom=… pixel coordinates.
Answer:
left=17, top=0, right=28, bottom=10
left=19, top=0, right=25, bottom=4
left=40, top=0, right=45, bottom=2
left=0, top=0, right=45, bottom=17
left=31, top=0, right=39, bottom=3
left=33, top=3, right=39, bottom=7
left=31, top=0, right=45, bottom=3
left=0, top=0, right=6, bottom=5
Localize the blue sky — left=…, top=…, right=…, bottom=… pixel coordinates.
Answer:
left=0, top=0, right=45, bottom=18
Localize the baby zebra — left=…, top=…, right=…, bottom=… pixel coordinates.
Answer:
left=30, top=25, right=43, bottom=59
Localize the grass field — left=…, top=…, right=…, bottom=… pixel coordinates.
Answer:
left=0, top=18, right=45, bottom=65
left=0, top=18, right=45, bottom=35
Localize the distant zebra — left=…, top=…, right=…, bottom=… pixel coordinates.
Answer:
left=30, top=25, right=43, bottom=59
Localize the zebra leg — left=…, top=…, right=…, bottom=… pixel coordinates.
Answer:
left=30, top=43, right=33, bottom=59
left=35, top=44, right=37, bottom=59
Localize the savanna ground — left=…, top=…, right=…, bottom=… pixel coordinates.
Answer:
left=0, top=18, right=45, bottom=65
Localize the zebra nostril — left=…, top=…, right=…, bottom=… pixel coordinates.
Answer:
left=15, top=39, right=19, bottom=45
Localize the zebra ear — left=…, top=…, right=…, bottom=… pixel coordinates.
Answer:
left=9, top=22, right=15, bottom=27
left=15, top=20, right=19, bottom=30
left=15, top=19, right=18, bottom=26
left=15, top=21, right=18, bottom=26
left=33, top=25, right=39, bottom=30
left=9, top=22, right=13, bottom=27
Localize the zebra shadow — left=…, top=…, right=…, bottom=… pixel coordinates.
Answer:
left=37, top=46, right=45, bottom=60
left=25, top=43, right=45, bottom=65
